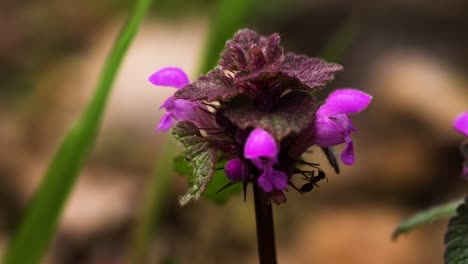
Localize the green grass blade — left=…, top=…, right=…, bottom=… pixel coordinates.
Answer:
left=196, top=0, right=252, bottom=75
left=3, top=1, right=153, bottom=263
left=392, top=198, right=464, bottom=241
left=129, top=139, right=178, bottom=264
left=320, top=16, right=359, bottom=62
left=129, top=0, right=253, bottom=262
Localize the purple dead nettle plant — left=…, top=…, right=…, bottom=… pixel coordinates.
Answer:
left=149, top=29, right=372, bottom=205
left=454, top=112, right=468, bottom=178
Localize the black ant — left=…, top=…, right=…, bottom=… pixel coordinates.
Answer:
left=300, top=170, right=327, bottom=192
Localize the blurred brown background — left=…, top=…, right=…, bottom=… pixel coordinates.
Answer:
left=0, top=0, right=467, bottom=263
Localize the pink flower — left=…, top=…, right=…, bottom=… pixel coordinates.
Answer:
left=149, top=67, right=200, bottom=131
left=244, top=128, right=287, bottom=192
left=313, top=89, right=372, bottom=165
left=454, top=112, right=468, bottom=178
left=454, top=112, right=468, bottom=137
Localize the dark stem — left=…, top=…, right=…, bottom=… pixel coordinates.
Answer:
left=253, top=184, right=277, bottom=264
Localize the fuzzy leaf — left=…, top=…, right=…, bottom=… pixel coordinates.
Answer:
left=445, top=197, right=468, bottom=264
left=279, top=53, right=343, bottom=89
left=173, top=69, right=238, bottom=102
left=172, top=122, right=218, bottom=205
left=219, top=29, right=260, bottom=70
left=264, top=33, right=283, bottom=64
left=219, top=29, right=283, bottom=72
left=224, top=91, right=315, bottom=140
left=246, top=46, right=267, bottom=71
left=174, top=156, right=242, bottom=204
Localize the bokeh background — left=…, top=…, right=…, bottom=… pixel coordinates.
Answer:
left=1, top=0, right=468, bottom=263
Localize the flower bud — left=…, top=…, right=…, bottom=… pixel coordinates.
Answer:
left=224, top=158, right=250, bottom=182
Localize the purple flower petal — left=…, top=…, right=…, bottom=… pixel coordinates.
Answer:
left=244, top=128, right=278, bottom=160
left=271, top=169, right=288, bottom=190
left=340, top=136, right=355, bottom=165
left=155, top=113, right=174, bottom=131
left=155, top=96, right=201, bottom=131
left=169, top=99, right=199, bottom=120
left=257, top=167, right=288, bottom=192
left=148, top=67, right=190, bottom=89
left=332, top=114, right=357, bottom=132
left=159, top=96, right=199, bottom=120
left=318, top=89, right=372, bottom=117
left=258, top=172, right=273, bottom=192
left=313, top=116, right=347, bottom=147
left=454, top=112, right=468, bottom=136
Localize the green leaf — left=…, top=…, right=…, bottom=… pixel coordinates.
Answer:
left=174, top=155, right=242, bottom=204
left=445, top=197, right=468, bottom=264
left=173, top=122, right=218, bottom=205
left=392, top=198, right=464, bottom=241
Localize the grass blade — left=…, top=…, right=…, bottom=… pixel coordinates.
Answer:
left=3, top=0, right=153, bottom=263
left=320, top=16, right=359, bottom=62
left=196, top=0, right=252, bottom=75
left=129, top=0, right=253, bottom=262
left=129, top=139, right=178, bottom=264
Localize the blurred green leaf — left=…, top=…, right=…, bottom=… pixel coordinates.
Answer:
left=319, top=16, right=359, bottom=62
left=203, top=168, right=242, bottom=205
left=174, top=154, right=194, bottom=177
left=392, top=198, right=463, bottom=241
left=130, top=139, right=178, bottom=264
left=159, top=255, right=178, bottom=264
left=2, top=0, right=152, bottom=263
left=129, top=0, right=252, bottom=261
left=197, top=0, right=253, bottom=75
left=445, top=197, right=468, bottom=264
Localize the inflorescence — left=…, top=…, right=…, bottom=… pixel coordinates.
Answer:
left=149, top=29, right=372, bottom=205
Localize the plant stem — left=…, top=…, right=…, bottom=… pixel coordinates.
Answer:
left=253, top=184, right=277, bottom=264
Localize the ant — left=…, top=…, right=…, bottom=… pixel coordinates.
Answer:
left=300, top=170, right=327, bottom=193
